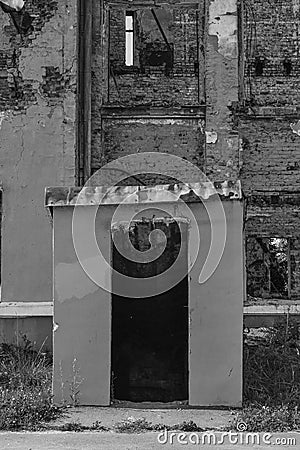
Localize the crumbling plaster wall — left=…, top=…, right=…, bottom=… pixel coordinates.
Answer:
left=0, top=0, right=77, bottom=302
left=205, top=0, right=240, bottom=181
left=240, top=0, right=300, bottom=301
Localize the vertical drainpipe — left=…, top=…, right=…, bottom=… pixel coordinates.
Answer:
left=77, top=0, right=92, bottom=186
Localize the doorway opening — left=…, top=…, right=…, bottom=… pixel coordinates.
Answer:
left=111, top=218, right=189, bottom=403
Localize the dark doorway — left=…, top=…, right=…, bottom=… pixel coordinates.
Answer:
left=111, top=219, right=189, bottom=403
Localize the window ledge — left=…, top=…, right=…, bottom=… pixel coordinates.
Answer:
left=0, top=302, right=299, bottom=319
left=0, top=302, right=53, bottom=318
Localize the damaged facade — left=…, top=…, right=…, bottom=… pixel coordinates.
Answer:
left=0, top=0, right=298, bottom=405
left=241, top=0, right=300, bottom=305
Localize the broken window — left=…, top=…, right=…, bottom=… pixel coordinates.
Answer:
left=246, top=237, right=293, bottom=300
left=110, top=7, right=175, bottom=75
left=125, top=11, right=134, bottom=66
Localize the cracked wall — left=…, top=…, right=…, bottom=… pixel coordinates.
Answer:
left=0, top=0, right=77, bottom=302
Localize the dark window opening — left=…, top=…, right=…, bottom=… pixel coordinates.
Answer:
left=283, top=58, right=292, bottom=76
left=140, top=42, right=174, bottom=76
left=254, top=57, right=265, bottom=77
left=246, top=237, right=292, bottom=300
left=111, top=219, right=189, bottom=403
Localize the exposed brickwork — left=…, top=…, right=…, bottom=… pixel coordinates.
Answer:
left=243, top=0, right=300, bottom=107
left=240, top=118, right=300, bottom=193
left=241, top=0, right=300, bottom=302
left=91, top=1, right=206, bottom=178
left=91, top=0, right=239, bottom=184
left=0, top=0, right=59, bottom=112
left=92, top=117, right=205, bottom=175
left=107, top=4, right=203, bottom=107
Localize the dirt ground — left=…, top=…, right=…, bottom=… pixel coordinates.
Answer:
left=48, top=405, right=234, bottom=430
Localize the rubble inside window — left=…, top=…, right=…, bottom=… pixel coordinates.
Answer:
left=246, top=237, right=292, bottom=300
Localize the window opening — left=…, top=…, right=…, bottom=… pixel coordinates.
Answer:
left=125, top=11, right=134, bottom=66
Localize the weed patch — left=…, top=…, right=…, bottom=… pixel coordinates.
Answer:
left=55, top=421, right=108, bottom=432
left=0, top=337, right=63, bottom=430
left=244, top=322, right=300, bottom=406
left=230, top=405, right=300, bottom=432
left=114, top=417, right=205, bottom=433
left=229, top=321, right=300, bottom=432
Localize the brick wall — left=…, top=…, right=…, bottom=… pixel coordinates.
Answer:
left=92, top=117, right=205, bottom=173
left=91, top=0, right=239, bottom=183
left=241, top=0, right=300, bottom=302
left=243, top=0, right=300, bottom=107
left=107, top=4, right=203, bottom=107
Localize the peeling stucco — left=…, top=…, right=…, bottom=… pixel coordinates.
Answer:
left=208, top=0, right=237, bottom=59
left=111, top=216, right=191, bottom=233
left=0, top=1, right=77, bottom=303
left=205, top=131, right=218, bottom=144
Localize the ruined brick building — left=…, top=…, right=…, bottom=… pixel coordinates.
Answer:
left=0, top=0, right=299, bottom=406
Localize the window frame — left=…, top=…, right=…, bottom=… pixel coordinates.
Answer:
left=246, top=236, right=293, bottom=300
left=125, top=11, right=135, bottom=67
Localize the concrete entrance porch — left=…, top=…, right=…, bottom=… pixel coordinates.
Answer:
left=45, top=181, right=244, bottom=407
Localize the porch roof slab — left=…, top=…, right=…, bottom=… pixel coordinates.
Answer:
left=45, top=180, right=242, bottom=207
